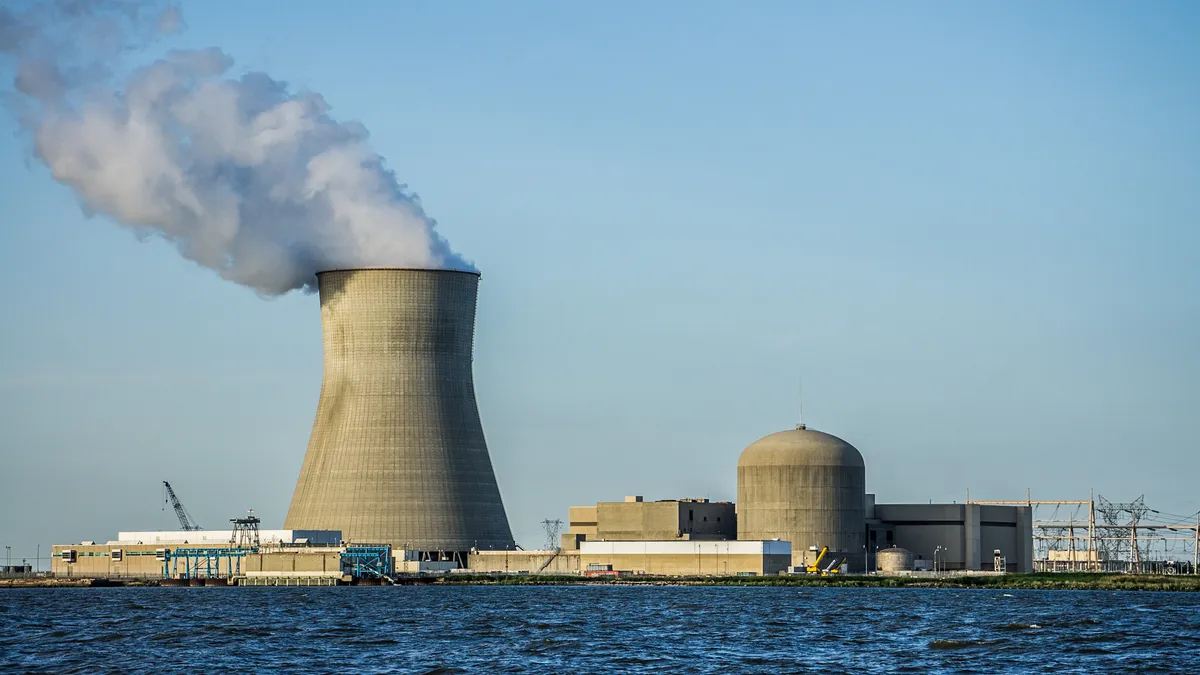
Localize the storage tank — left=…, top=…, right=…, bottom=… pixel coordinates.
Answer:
left=284, top=269, right=515, bottom=554
left=876, top=547, right=915, bottom=572
left=737, top=424, right=865, bottom=568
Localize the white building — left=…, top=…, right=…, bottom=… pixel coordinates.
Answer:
left=113, top=530, right=341, bottom=546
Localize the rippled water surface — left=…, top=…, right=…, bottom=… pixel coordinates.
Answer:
left=2, top=586, right=1198, bottom=672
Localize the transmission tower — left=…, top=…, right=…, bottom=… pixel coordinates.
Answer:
left=541, top=519, right=563, bottom=551
left=1098, top=495, right=1148, bottom=571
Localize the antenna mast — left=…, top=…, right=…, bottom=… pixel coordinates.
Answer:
left=797, top=376, right=806, bottom=430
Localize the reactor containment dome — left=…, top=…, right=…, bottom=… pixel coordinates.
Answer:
left=736, top=424, right=866, bottom=567
left=284, top=268, right=516, bottom=554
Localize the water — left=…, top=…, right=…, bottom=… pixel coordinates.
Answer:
left=2, top=586, right=1197, bottom=673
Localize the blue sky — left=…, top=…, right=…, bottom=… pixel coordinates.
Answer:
left=1, top=1, right=1198, bottom=561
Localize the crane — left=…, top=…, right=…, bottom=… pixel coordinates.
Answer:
left=162, top=481, right=201, bottom=531
left=805, top=546, right=844, bottom=576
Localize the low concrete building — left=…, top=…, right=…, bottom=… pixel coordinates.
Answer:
left=243, top=548, right=343, bottom=579
left=52, top=543, right=175, bottom=578
left=52, top=529, right=344, bottom=578
left=866, top=499, right=1033, bottom=572
left=580, top=540, right=791, bottom=576
left=467, top=550, right=582, bottom=574
left=562, top=496, right=736, bottom=549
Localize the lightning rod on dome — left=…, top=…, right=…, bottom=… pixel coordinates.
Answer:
left=797, top=376, right=807, bottom=430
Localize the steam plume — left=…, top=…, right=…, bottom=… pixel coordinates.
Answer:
left=0, top=1, right=472, bottom=295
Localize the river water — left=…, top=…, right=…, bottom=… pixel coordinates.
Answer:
left=1, top=586, right=1196, bottom=672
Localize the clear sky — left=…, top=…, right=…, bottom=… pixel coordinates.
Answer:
left=1, top=1, right=1198, bottom=564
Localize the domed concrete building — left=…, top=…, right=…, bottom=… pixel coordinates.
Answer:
left=737, top=424, right=866, bottom=568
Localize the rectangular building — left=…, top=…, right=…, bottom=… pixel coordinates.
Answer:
left=52, top=543, right=172, bottom=578
left=467, top=550, right=582, bottom=574
left=580, top=540, right=791, bottom=576
left=116, top=530, right=341, bottom=546
left=53, top=529, right=342, bottom=578
left=867, top=501, right=1033, bottom=572
left=562, top=496, right=736, bottom=549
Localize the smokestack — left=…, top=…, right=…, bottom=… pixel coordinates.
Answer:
left=284, top=268, right=515, bottom=552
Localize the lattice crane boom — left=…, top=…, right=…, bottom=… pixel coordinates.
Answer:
left=163, top=480, right=201, bottom=531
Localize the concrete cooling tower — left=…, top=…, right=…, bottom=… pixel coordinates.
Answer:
left=284, top=269, right=515, bottom=554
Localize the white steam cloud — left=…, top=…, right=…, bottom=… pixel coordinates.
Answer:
left=0, top=1, right=472, bottom=295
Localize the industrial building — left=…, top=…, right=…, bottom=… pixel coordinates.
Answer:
left=560, top=496, right=736, bottom=549
left=114, top=529, right=341, bottom=547
left=284, top=269, right=516, bottom=558
left=52, top=528, right=344, bottom=580
left=867, top=501, right=1033, bottom=572
left=580, top=541, right=791, bottom=576
left=466, top=549, right=582, bottom=575
left=464, top=540, right=790, bottom=577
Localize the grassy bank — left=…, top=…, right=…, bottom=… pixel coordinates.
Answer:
left=0, top=577, right=160, bottom=588
left=420, top=572, right=1200, bottom=592
left=5, top=573, right=1199, bottom=591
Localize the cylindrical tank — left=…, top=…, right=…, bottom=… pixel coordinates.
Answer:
left=737, top=425, right=865, bottom=568
left=876, top=547, right=915, bottom=572
left=284, top=268, right=515, bottom=553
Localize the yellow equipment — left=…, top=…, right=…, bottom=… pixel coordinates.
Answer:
left=806, top=546, right=844, bottom=576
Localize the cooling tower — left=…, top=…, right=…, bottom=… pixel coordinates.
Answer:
left=284, top=268, right=515, bottom=553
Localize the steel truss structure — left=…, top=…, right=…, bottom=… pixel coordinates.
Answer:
left=967, top=489, right=1199, bottom=574
left=340, top=545, right=393, bottom=579
left=162, top=547, right=252, bottom=579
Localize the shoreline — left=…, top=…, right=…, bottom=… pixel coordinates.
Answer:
left=4, top=573, right=1200, bottom=592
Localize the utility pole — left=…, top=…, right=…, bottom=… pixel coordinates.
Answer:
left=1088, top=489, right=1097, bottom=572
left=1130, top=514, right=1139, bottom=573
left=1068, top=512, right=1076, bottom=572
left=1194, top=513, right=1198, bottom=575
